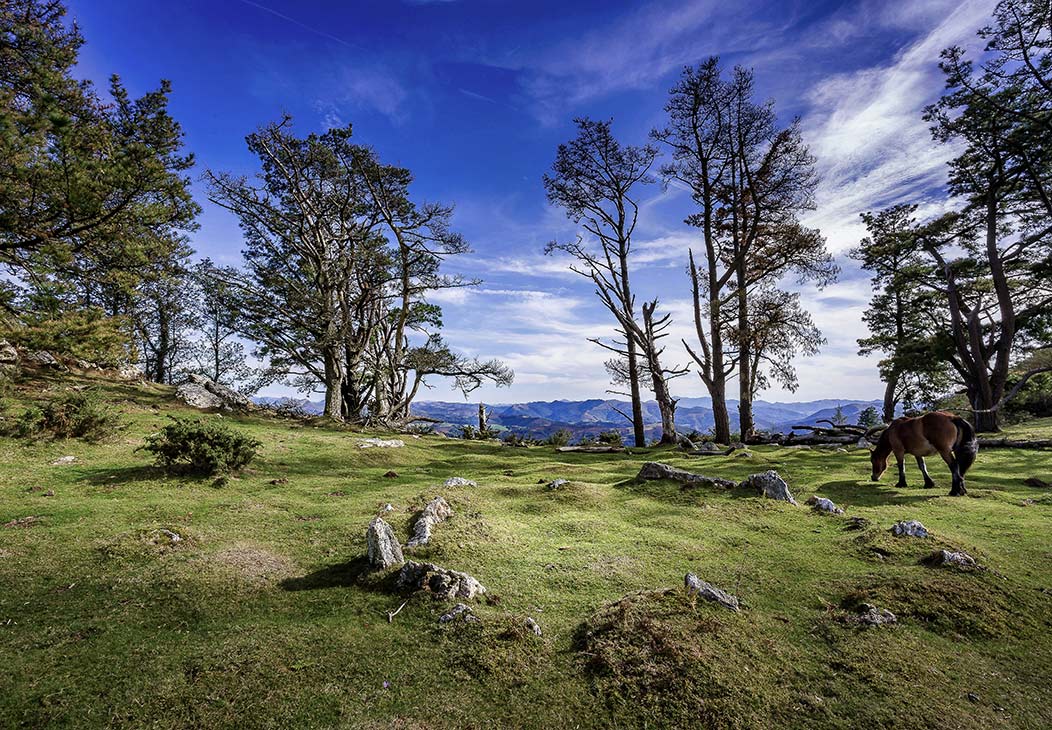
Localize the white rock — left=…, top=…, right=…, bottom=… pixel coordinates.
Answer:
left=740, top=470, right=797, bottom=505
left=525, top=617, right=542, bottom=636
left=51, top=455, right=77, bottom=466
left=176, top=383, right=225, bottom=409
left=444, top=476, right=477, bottom=488
left=636, top=462, right=737, bottom=489
left=0, top=340, right=18, bottom=364
left=396, top=561, right=486, bottom=601
left=357, top=438, right=405, bottom=449
left=806, top=495, right=845, bottom=514
left=366, top=517, right=404, bottom=570
left=406, top=497, right=453, bottom=548
left=684, top=572, right=740, bottom=611
left=891, top=520, right=929, bottom=538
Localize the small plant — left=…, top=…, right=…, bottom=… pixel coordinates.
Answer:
left=458, top=424, right=500, bottom=440
left=14, top=389, right=124, bottom=441
left=597, top=430, right=624, bottom=446
left=139, top=416, right=261, bottom=475
left=546, top=428, right=573, bottom=447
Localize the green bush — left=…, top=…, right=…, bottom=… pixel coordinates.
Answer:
left=546, top=428, right=573, bottom=447
left=597, top=430, right=624, bottom=446
left=140, top=417, right=261, bottom=475
left=14, top=389, right=124, bottom=441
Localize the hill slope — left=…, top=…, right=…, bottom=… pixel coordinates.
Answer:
left=3, top=373, right=1051, bottom=729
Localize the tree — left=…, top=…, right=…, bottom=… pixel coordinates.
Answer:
left=0, top=0, right=198, bottom=290
left=852, top=205, right=952, bottom=421
left=544, top=117, right=676, bottom=445
left=736, top=285, right=824, bottom=399
left=920, top=0, right=1052, bottom=431
left=857, top=406, right=881, bottom=428
left=654, top=59, right=834, bottom=442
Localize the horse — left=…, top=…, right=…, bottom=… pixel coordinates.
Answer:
left=869, top=411, right=978, bottom=496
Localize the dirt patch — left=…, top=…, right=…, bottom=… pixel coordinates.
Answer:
left=573, top=588, right=797, bottom=726
left=3, top=515, right=42, bottom=529
left=211, top=543, right=296, bottom=584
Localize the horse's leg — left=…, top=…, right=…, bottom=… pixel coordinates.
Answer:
left=939, top=449, right=966, bottom=496
left=916, top=456, right=936, bottom=489
left=894, top=449, right=907, bottom=489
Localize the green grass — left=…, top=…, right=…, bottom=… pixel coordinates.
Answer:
left=2, top=372, right=1051, bottom=729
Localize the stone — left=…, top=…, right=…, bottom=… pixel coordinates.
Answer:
left=151, top=528, right=182, bottom=544
left=636, top=462, right=737, bottom=489
left=366, top=517, right=404, bottom=570
left=444, top=476, right=477, bottom=488
left=806, top=495, right=844, bottom=514
left=684, top=572, right=740, bottom=611
left=357, top=438, right=405, bottom=449
left=26, top=350, right=63, bottom=369
left=51, top=455, right=77, bottom=465
left=848, top=603, right=897, bottom=628
left=694, top=441, right=722, bottom=453
left=676, top=432, right=698, bottom=450
left=928, top=549, right=978, bottom=569
left=406, top=496, right=453, bottom=548
left=116, top=364, right=144, bottom=381
left=438, top=603, right=478, bottom=624
left=735, top=450, right=754, bottom=459
left=187, top=373, right=252, bottom=410
left=525, top=617, right=542, bottom=636
left=0, top=340, right=17, bottom=364
left=176, top=383, right=224, bottom=410
left=740, top=470, right=797, bottom=505
left=891, top=520, right=928, bottom=538
left=396, top=561, right=486, bottom=601
left=546, top=479, right=569, bottom=491
left=856, top=436, right=871, bottom=448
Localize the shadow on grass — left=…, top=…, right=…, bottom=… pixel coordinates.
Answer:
left=77, top=464, right=171, bottom=486
left=817, top=479, right=943, bottom=507
left=280, top=556, right=399, bottom=593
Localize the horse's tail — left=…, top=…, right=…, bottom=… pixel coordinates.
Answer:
left=951, top=415, right=978, bottom=475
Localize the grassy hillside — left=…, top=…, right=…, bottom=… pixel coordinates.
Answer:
left=2, top=373, right=1051, bottom=729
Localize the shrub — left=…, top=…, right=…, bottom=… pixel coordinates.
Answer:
left=597, top=430, right=623, bottom=446
left=14, top=389, right=124, bottom=441
left=140, top=416, right=261, bottom=475
left=546, top=428, right=573, bottom=447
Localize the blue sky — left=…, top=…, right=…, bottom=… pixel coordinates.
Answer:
left=68, top=0, right=995, bottom=403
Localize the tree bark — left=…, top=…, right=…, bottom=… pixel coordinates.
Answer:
left=882, top=375, right=897, bottom=424
left=626, top=338, right=647, bottom=447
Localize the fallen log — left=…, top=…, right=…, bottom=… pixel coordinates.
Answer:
left=555, top=445, right=625, bottom=453
left=977, top=438, right=1052, bottom=449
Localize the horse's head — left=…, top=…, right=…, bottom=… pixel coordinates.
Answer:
left=869, top=448, right=888, bottom=481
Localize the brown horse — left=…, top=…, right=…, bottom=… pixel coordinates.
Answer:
left=870, top=411, right=978, bottom=496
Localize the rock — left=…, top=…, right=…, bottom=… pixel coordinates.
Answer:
left=684, top=572, right=740, bottom=611
left=735, top=450, right=754, bottom=459
left=366, top=517, right=404, bottom=570
left=676, top=432, right=698, bottom=450
left=730, top=442, right=747, bottom=449
left=151, top=528, right=182, bottom=544
left=835, top=447, right=848, bottom=453
left=357, top=438, right=405, bottom=449
left=891, top=520, right=929, bottom=538
left=856, top=437, right=871, bottom=448
left=383, top=503, right=394, bottom=512
left=848, top=603, right=897, bottom=628
left=444, top=476, right=477, bottom=488
left=176, top=382, right=225, bottom=410
left=555, top=445, right=623, bottom=453
left=73, top=358, right=99, bottom=370
left=438, top=602, right=478, bottom=624
left=26, top=350, right=63, bottom=370
left=928, top=549, right=978, bottom=569
left=396, top=561, right=486, bottom=601
left=116, top=364, right=144, bottom=381
left=525, top=617, right=542, bottom=636
left=546, top=479, right=569, bottom=491
left=51, top=455, right=77, bottom=466
left=740, top=470, right=797, bottom=505
left=694, top=441, right=722, bottom=453
left=806, top=495, right=844, bottom=514
left=406, top=496, right=453, bottom=548
left=636, top=462, right=737, bottom=489
left=0, top=340, right=18, bottom=364
left=187, top=373, right=252, bottom=410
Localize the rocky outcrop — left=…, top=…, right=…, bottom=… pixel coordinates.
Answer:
left=891, top=520, right=929, bottom=538
left=846, top=603, right=897, bottom=628
left=26, top=350, right=64, bottom=370
left=438, top=603, right=479, bottom=624
left=176, top=382, right=225, bottom=410
left=396, top=561, right=486, bottom=601
left=366, top=517, right=405, bottom=570
left=684, top=572, right=740, bottom=611
left=806, top=495, right=844, bottom=514
left=357, top=438, right=406, bottom=449
left=740, top=470, right=797, bottom=505
left=636, top=462, right=737, bottom=489
left=187, top=373, right=252, bottom=410
left=545, top=479, right=569, bottom=491
left=0, top=340, right=17, bottom=365
left=406, top=496, right=453, bottom=548
left=927, top=549, right=978, bottom=569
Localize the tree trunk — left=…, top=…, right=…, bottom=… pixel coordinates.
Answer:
left=710, top=380, right=731, bottom=444
left=478, top=403, right=488, bottom=432
left=882, top=375, right=898, bottom=424
left=322, top=350, right=344, bottom=421
left=626, top=338, right=647, bottom=447
left=736, top=276, right=753, bottom=439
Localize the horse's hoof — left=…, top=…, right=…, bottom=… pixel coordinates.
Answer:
left=923, top=482, right=936, bottom=490
left=895, top=482, right=908, bottom=490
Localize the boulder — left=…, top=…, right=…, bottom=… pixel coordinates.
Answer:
left=444, top=476, right=477, bottom=488
left=636, top=462, right=737, bottom=489
left=684, top=572, right=740, bottom=611
left=357, top=438, right=405, bottom=449
left=116, top=364, right=145, bottom=381
left=176, top=382, right=225, bottom=410
left=366, top=517, right=405, bottom=570
left=187, top=373, right=252, bottom=410
left=406, top=496, right=453, bottom=548
left=546, top=479, right=569, bottom=491
left=438, top=602, right=479, bottom=624
left=848, top=603, right=897, bottom=628
left=928, top=549, right=978, bottom=569
left=0, top=340, right=17, bottom=364
left=806, top=495, right=844, bottom=514
left=396, top=561, right=486, bottom=601
left=26, top=350, right=63, bottom=370
left=891, top=520, right=929, bottom=538
left=693, top=441, right=723, bottom=453
left=740, top=470, right=797, bottom=505
left=676, top=432, right=698, bottom=450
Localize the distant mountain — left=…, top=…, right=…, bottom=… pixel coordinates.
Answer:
left=253, top=395, right=884, bottom=441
